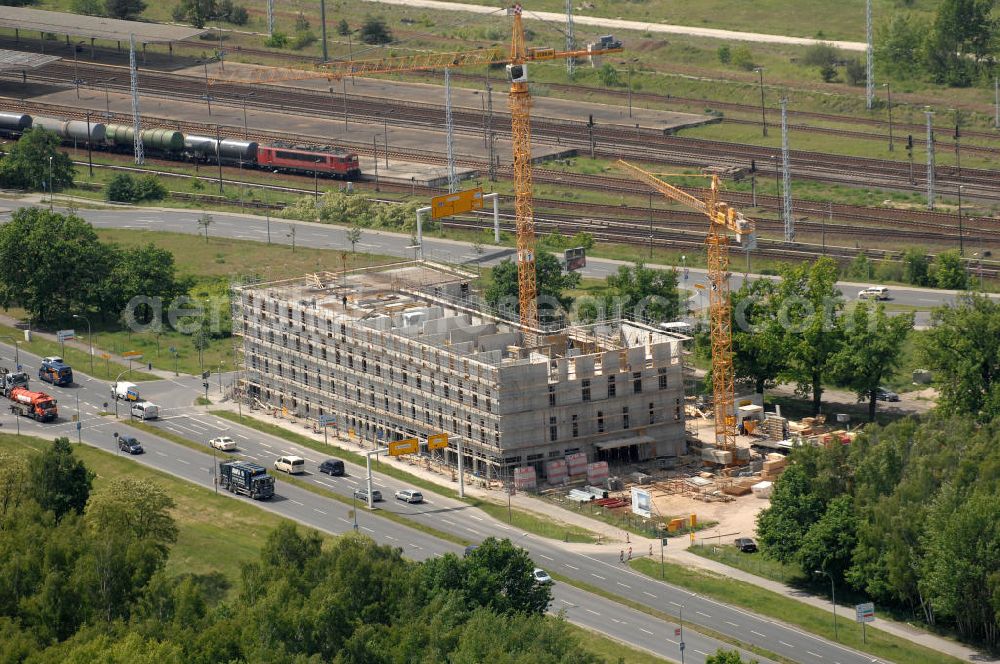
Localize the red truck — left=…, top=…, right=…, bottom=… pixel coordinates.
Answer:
left=9, top=386, right=58, bottom=422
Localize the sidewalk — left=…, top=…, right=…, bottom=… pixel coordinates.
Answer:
left=206, top=397, right=994, bottom=663
left=0, top=311, right=178, bottom=380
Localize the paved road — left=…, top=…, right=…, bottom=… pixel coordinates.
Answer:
left=356, top=0, right=868, bottom=52
left=0, top=201, right=965, bottom=326
left=3, top=341, right=894, bottom=663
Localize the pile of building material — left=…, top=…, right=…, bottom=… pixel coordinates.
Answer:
left=751, top=480, right=773, bottom=498
left=701, top=447, right=733, bottom=465
left=761, top=453, right=787, bottom=481
left=761, top=413, right=788, bottom=441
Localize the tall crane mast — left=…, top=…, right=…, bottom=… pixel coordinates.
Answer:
left=617, top=160, right=754, bottom=455
left=210, top=6, right=623, bottom=334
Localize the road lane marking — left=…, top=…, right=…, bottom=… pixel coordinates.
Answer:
left=779, top=641, right=794, bottom=648
left=591, top=574, right=606, bottom=580
left=361, top=526, right=374, bottom=533
left=540, top=554, right=554, bottom=561
left=176, top=458, right=190, bottom=465
left=385, top=535, right=396, bottom=541
left=469, top=515, right=483, bottom=521
left=565, top=564, right=579, bottom=570
left=695, top=650, right=709, bottom=657
left=409, top=543, right=422, bottom=549
left=807, top=651, right=821, bottom=658
left=585, top=609, right=600, bottom=616
left=338, top=517, right=350, bottom=524
left=290, top=499, right=303, bottom=506
left=696, top=611, right=711, bottom=618
left=643, top=592, right=657, bottom=599
left=259, top=442, right=272, bottom=448
left=155, top=451, right=167, bottom=457
left=669, top=601, right=682, bottom=607
left=441, top=518, right=456, bottom=525
left=235, top=433, right=249, bottom=440
left=751, top=630, right=766, bottom=637
left=639, top=628, right=653, bottom=635
left=466, top=528, right=480, bottom=535
left=313, top=508, right=327, bottom=515
left=726, top=621, right=739, bottom=627
left=617, top=582, right=631, bottom=589
left=559, top=599, right=573, bottom=606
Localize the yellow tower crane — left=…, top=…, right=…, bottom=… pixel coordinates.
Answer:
left=210, top=4, right=623, bottom=333
left=616, top=160, right=754, bottom=456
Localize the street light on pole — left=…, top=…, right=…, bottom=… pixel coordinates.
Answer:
left=241, top=92, right=254, bottom=140
left=755, top=67, right=767, bottom=137
left=72, top=314, right=93, bottom=373
left=814, top=569, right=839, bottom=639
left=1, top=336, right=21, bottom=368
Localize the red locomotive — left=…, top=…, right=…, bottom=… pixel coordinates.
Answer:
left=257, top=146, right=361, bottom=179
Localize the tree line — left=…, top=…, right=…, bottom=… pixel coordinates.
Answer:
left=0, top=438, right=613, bottom=663
left=0, top=209, right=191, bottom=327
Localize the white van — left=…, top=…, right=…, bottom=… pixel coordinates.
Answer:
left=111, top=381, right=140, bottom=401
left=858, top=286, right=889, bottom=301
left=274, top=455, right=305, bottom=474
left=130, top=401, right=160, bottom=420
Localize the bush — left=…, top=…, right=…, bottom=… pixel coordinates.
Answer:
left=264, top=32, right=288, bottom=48
left=291, top=30, right=316, bottom=50
left=820, top=63, right=838, bottom=83
left=717, top=45, right=731, bottom=64
left=360, top=15, right=392, bottom=44
left=844, top=58, right=866, bottom=86
left=105, top=173, right=166, bottom=203
left=732, top=45, right=755, bottom=71
left=227, top=4, right=248, bottom=25
left=802, top=42, right=840, bottom=67
left=71, top=0, right=104, bottom=15
left=136, top=174, right=166, bottom=201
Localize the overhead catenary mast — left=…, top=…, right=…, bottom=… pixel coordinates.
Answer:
left=445, top=68, right=458, bottom=193
left=565, top=0, right=575, bottom=76
left=865, top=0, right=874, bottom=110
left=129, top=33, right=143, bottom=165
left=781, top=97, right=793, bottom=242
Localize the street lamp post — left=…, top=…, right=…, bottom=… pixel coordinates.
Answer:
left=72, top=314, right=93, bottom=373
left=241, top=92, right=254, bottom=140
left=1, top=336, right=21, bottom=368
left=815, top=569, right=839, bottom=639
left=957, top=185, right=965, bottom=256
left=755, top=67, right=767, bottom=137
left=883, top=82, right=894, bottom=151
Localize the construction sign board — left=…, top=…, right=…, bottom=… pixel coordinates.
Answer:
left=427, top=433, right=449, bottom=450
left=431, top=187, right=483, bottom=219
left=389, top=438, right=419, bottom=456
left=855, top=602, right=875, bottom=623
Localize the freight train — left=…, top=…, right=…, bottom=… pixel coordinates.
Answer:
left=0, top=111, right=361, bottom=180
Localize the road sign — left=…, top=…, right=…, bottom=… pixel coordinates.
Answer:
left=201, top=371, right=210, bottom=379
left=122, top=351, right=143, bottom=360
left=427, top=432, right=449, bottom=450
left=431, top=187, right=484, bottom=219
left=76, top=421, right=81, bottom=431
left=389, top=437, right=419, bottom=456
left=679, top=642, right=685, bottom=651
left=855, top=602, right=875, bottom=623
left=168, top=346, right=177, bottom=354
left=319, top=414, right=337, bottom=426
left=56, top=329, right=75, bottom=341
left=674, top=627, right=680, bottom=637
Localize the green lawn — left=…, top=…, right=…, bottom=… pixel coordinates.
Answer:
left=629, top=557, right=964, bottom=664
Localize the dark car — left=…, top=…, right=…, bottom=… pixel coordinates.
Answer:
left=734, top=537, right=758, bottom=553
left=118, top=435, right=144, bottom=455
left=319, top=459, right=345, bottom=476
left=876, top=387, right=900, bottom=402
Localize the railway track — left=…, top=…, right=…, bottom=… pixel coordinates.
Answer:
left=7, top=96, right=999, bottom=257
left=9, top=60, right=1000, bottom=202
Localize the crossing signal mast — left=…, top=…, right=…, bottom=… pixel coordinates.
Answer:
left=210, top=5, right=622, bottom=334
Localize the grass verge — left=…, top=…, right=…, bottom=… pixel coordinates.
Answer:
left=549, top=570, right=793, bottom=664
left=561, top=621, right=671, bottom=664
left=0, top=322, right=157, bottom=382
left=211, top=410, right=600, bottom=543
left=629, top=558, right=965, bottom=664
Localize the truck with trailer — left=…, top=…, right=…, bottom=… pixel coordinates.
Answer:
left=38, top=358, right=73, bottom=386
left=218, top=460, right=275, bottom=500
left=8, top=386, right=58, bottom=421
left=1, top=369, right=29, bottom=397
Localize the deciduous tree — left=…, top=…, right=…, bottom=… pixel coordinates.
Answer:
left=484, top=253, right=580, bottom=323
left=731, top=278, right=787, bottom=393
left=27, top=438, right=94, bottom=520
left=0, top=128, right=74, bottom=192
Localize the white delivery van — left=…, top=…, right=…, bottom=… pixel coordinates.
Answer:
left=130, top=401, right=160, bottom=420
left=274, top=456, right=305, bottom=474
left=111, top=381, right=140, bottom=401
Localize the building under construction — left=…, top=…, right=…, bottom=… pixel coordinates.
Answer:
left=232, top=261, right=687, bottom=483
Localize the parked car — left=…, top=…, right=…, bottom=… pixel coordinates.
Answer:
left=394, top=489, right=423, bottom=504
left=354, top=487, right=383, bottom=502
left=734, top=537, right=758, bottom=553
left=532, top=568, right=553, bottom=584
left=274, top=455, right=305, bottom=474
left=210, top=436, right=237, bottom=451
left=319, top=459, right=345, bottom=476
left=117, top=435, right=144, bottom=455
left=858, top=285, right=889, bottom=300
left=876, top=387, right=900, bottom=402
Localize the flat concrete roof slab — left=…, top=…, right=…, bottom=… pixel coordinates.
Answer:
left=0, top=8, right=206, bottom=44
left=0, top=49, right=60, bottom=72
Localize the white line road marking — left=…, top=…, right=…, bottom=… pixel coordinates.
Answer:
left=726, top=621, right=739, bottom=627
left=235, top=433, right=249, bottom=440
left=565, top=564, right=579, bottom=570
left=591, top=574, right=606, bottom=580
left=302, top=457, right=316, bottom=463
left=779, top=641, right=794, bottom=648
left=259, top=442, right=272, bottom=448
left=666, top=639, right=678, bottom=645
left=617, top=582, right=631, bottom=589
left=585, top=609, right=600, bottom=616
left=639, top=628, right=653, bottom=635
left=409, top=543, right=422, bottom=549
left=807, top=651, right=822, bottom=658
left=751, top=630, right=766, bottom=637
left=669, top=601, right=682, bottom=607
left=176, top=458, right=190, bottom=465
left=559, top=599, right=573, bottom=606
left=362, top=527, right=374, bottom=533
left=696, top=611, right=711, bottom=618
left=290, top=500, right=303, bottom=506
left=610, top=618, right=621, bottom=624
left=313, top=508, right=327, bottom=515
left=469, top=515, right=483, bottom=521
left=466, top=528, right=480, bottom=535
left=643, top=592, right=657, bottom=599
left=338, top=517, right=350, bottom=524
left=385, top=535, right=396, bottom=541
left=441, top=518, right=456, bottom=525
left=695, top=650, right=709, bottom=657
left=155, top=451, right=167, bottom=457
left=540, top=554, right=554, bottom=561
